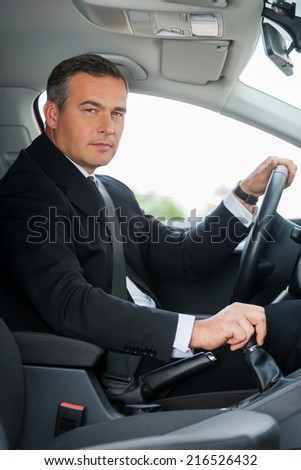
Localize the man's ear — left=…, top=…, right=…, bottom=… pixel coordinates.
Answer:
left=44, top=100, right=59, bottom=129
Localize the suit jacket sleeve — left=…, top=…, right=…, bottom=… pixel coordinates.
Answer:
left=102, top=174, right=249, bottom=283
left=141, top=202, right=249, bottom=280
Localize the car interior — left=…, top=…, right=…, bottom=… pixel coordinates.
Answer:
left=1, top=0, right=301, bottom=451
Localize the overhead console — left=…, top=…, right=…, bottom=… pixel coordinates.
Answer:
left=71, top=0, right=227, bottom=39
left=71, top=1, right=265, bottom=88
left=71, top=0, right=234, bottom=85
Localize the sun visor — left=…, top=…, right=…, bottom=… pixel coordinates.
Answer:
left=161, top=39, right=229, bottom=84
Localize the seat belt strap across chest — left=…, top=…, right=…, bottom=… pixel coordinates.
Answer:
left=88, top=176, right=142, bottom=387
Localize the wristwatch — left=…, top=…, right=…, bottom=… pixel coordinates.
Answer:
left=233, top=181, right=258, bottom=205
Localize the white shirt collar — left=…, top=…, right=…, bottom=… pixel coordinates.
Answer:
left=64, top=155, right=94, bottom=178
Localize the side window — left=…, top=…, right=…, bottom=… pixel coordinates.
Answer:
left=103, top=93, right=301, bottom=222
left=36, top=92, right=300, bottom=221
left=35, top=92, right=47, bottom=129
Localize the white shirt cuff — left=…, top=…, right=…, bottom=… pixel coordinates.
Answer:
left=223, top=190, right=257, bottom=228
left=171, top=313, right=195, bottom=358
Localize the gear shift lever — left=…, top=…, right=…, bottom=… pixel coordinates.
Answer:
left=243, top=335, right=282, bottom=392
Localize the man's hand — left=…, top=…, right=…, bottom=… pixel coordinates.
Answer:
left=190, top=302, right=266, bottom=351
left=239, top=156, right=297, bottom=197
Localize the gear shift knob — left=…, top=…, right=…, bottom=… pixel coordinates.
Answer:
left=243, top=335, right=282, bottom=392
left=243, top=335, right=259, bottom=354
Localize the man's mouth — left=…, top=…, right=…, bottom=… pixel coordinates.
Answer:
left=90, top=141, right=113, bottom=149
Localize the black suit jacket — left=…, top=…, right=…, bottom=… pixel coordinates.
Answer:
left=0, top=133, right=248, bottom=362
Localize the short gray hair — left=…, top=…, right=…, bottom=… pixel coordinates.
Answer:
left=46, top=53, right=128, bottom=111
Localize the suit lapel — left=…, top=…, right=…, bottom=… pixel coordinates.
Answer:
left=26, top=133, right=106, bottom=219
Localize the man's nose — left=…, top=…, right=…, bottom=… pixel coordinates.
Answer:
left=96, top=113, right=114, bottom=134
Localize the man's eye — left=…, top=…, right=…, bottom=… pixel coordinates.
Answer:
left=112, top=111, right=124, bottom=118
left=85, top=108, right=96, bottom=114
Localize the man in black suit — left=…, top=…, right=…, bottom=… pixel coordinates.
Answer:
left=0, top=53, right=300, bottom=394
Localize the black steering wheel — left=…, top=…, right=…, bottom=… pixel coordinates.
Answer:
left=231, top=165, right=289, bottom=303
left=230, top=165, right=301, bottom=392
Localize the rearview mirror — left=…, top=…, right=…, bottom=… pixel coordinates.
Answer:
left=261, top=21, right=294, bottom=76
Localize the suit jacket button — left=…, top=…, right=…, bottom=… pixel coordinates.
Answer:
left=149, top=348, right=156, bottom=357
left=132, top=346, right=140, bottom=355
left=124, top=345, right=131, bottom=353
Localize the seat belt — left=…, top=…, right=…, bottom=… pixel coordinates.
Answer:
left=87, top=176, right=142, bottom=387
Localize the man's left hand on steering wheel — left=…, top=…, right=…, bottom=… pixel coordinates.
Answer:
left=235, top=156, right=297, bottom=214
left=231, top=157, right=298, bottom=304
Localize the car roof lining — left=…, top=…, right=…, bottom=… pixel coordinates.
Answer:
left=1, top=0, right=263, bottom=112
left=2, top=0, right=300, bottom=148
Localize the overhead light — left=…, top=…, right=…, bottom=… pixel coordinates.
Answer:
left=189, top=14, right=221, bottom=37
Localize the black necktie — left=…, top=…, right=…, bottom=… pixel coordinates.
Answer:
left=87, top=176, right=127, bottom=299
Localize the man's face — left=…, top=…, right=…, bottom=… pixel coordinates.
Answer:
left=44, top=72, right=127, bottom=173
